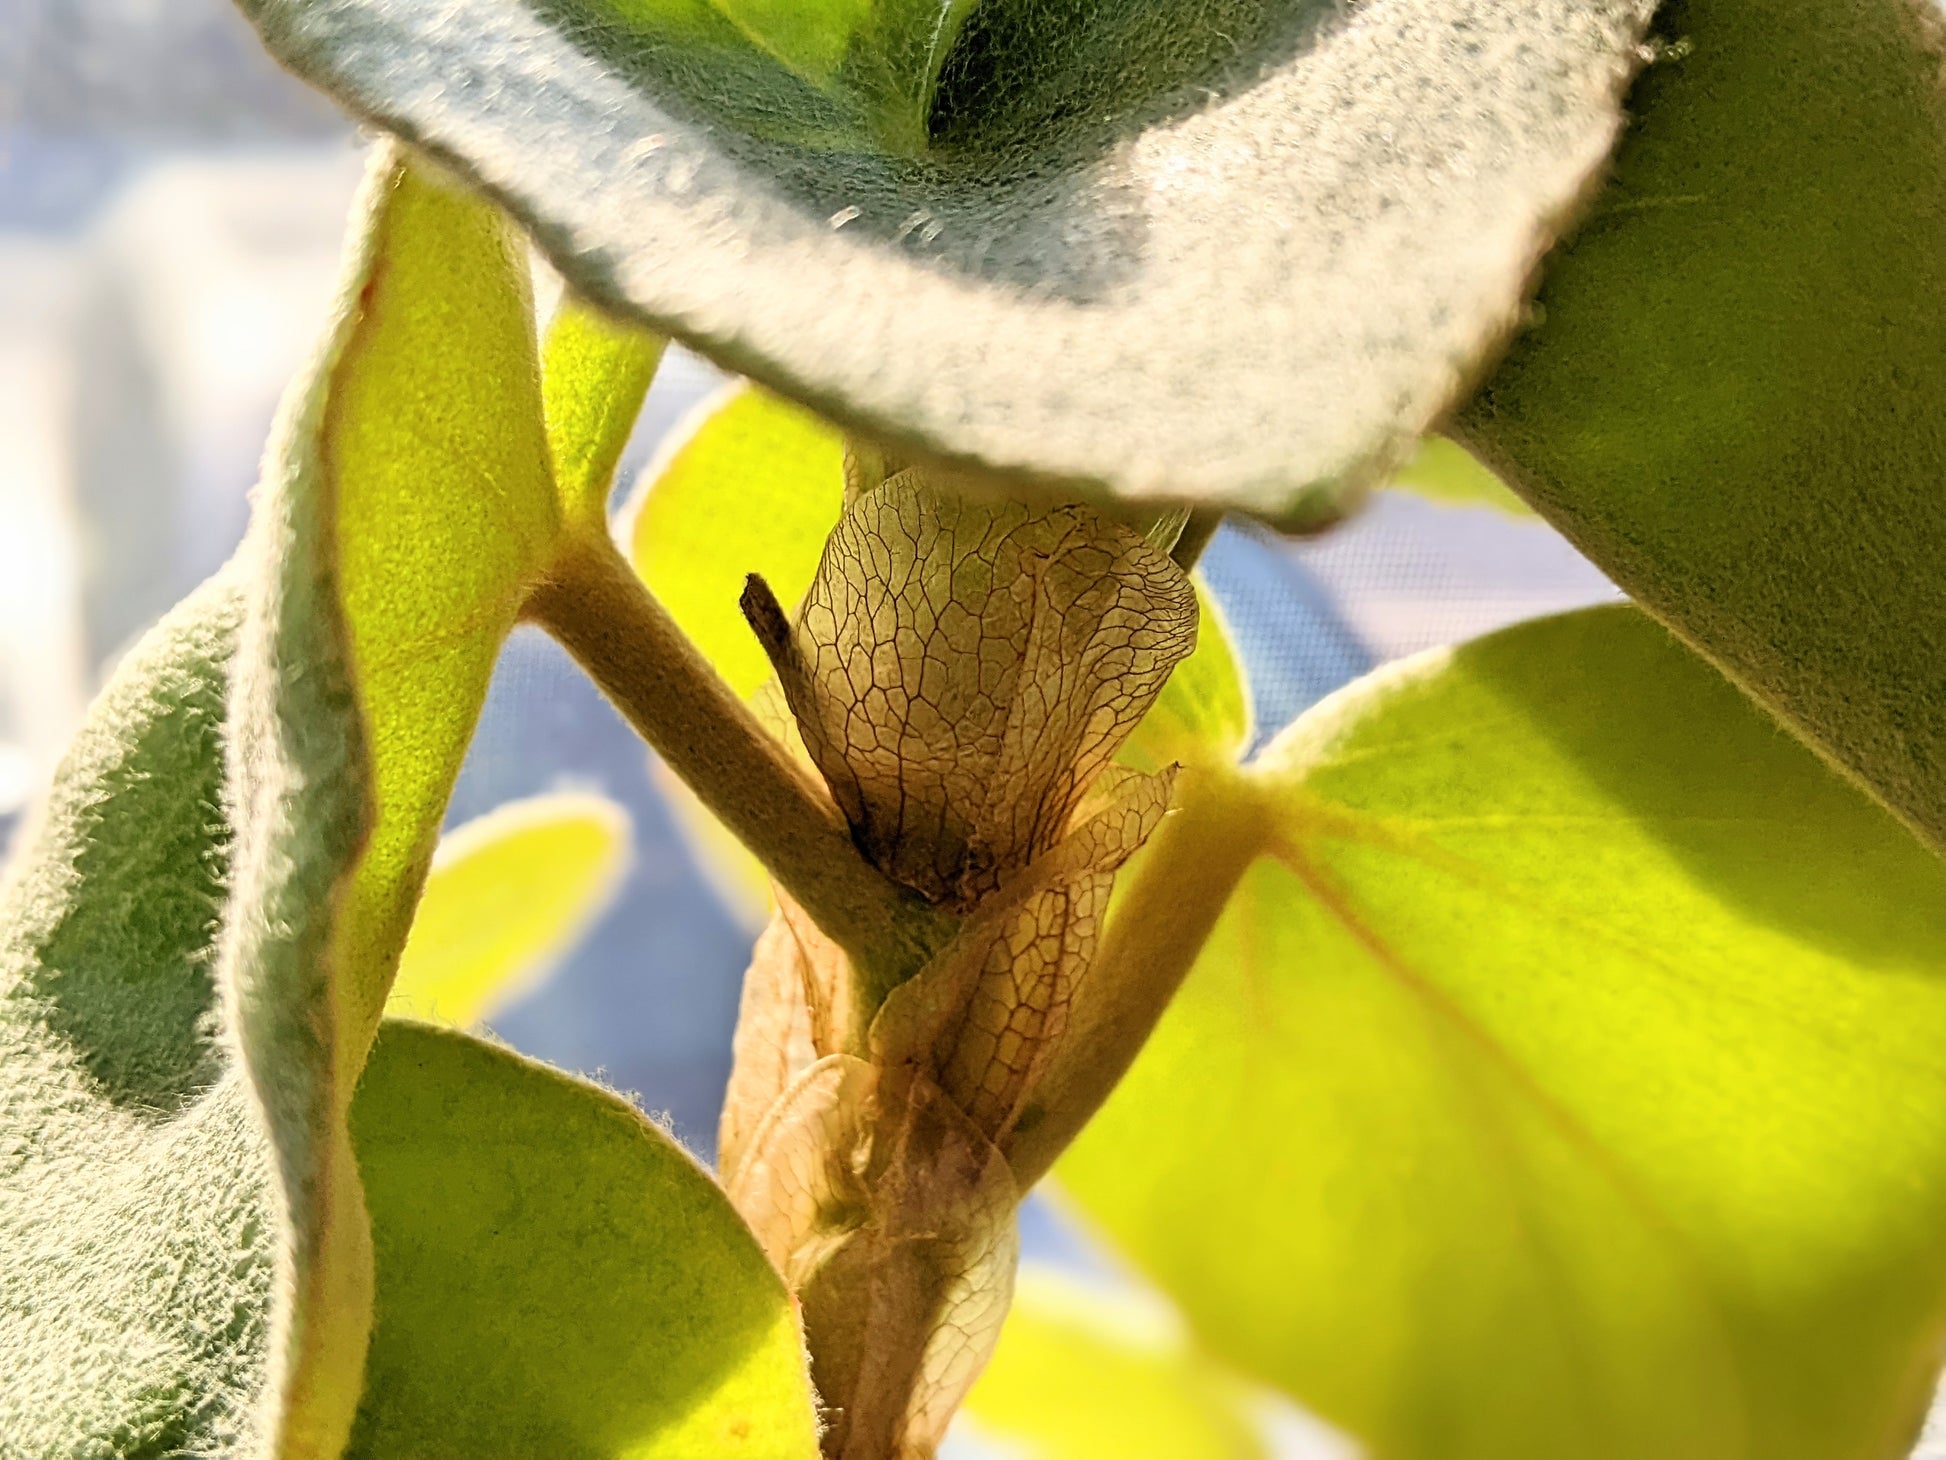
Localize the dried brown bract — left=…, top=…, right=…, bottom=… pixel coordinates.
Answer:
left=724, top=468, right=1196, bottom=1458
left=745, top=469, right=1195, bottom=910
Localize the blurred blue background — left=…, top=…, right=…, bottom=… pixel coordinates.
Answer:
left=0, top=0, right=1617, bottom=1183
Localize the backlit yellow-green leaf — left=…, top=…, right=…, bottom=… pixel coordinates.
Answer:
left=1386, top=437, right=1530, bottom=518
left=628, top=382, right=845, bottom=699
left=221, top=140, right=562, bottom=1456
left=387, top=793, right=632, bottom=1028
left=324, top=150, right=560, bottom=1050
left=1117, top=587, right=1250, bottom=776
left=1060, top=607, right=1946, bottom=1460
left=345, top=1019, right=821, bottom=1459
left=542, top=295, right=665, bottom=530
left=958, top=1267, right=1269, bottom=1460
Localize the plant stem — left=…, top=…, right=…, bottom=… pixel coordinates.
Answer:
left=528, top=534, right=954, bottom=982
left=540, top=298, right=666, bottom=532
left=1006, top=764, right=1266, bottom=1189
left=1171, top=510, right=1224, bottom=571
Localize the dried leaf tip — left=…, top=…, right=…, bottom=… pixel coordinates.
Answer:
left=745, top=470, right=1197, bottom=913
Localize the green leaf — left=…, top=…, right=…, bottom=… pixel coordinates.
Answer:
left=345, top=1018, right=820, bottom=1458
left=535, top=0, right=984, bottom=156
left=1385, top=437, right=1531, bottom=518
left=386, top=793, right=633, bottom=1028
left=1458, top=0, right=1946, bottom=860
left=0, top=138, right=742, bottom=1458
left=234, top=0, right=1656, bottom=515
left=957, top=1267, right=1270, bottom=1460
left=627, top=381, right=845, bottom=700
left=221, top=140, right=563, bottom=1453
left=542, top=295, right=665, bottom=530
left=719, top=0, right=986, bottom=154
left=0, top=577, right=277, bottom=1457
left=1058, top=607, right=1946, bottom=1460
left=1117, top=586, right=1250, bottom=776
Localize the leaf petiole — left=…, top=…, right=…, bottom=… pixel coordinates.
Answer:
left=527, top=533, right=955, bottom=987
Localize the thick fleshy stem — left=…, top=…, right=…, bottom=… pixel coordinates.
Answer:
left=1171, top=510, right=1224, bottom=571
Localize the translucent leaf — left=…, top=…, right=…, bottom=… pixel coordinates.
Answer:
left=728, top=1056, right=1019, bottom=1458
left=345, top=1019, right=820, bottom=1458
left=627, top=383, right=845, bottom=700
left=220, top=140, right=562, bottom=1452
left=542, top=295, right=665, bottom=529
left=234, top=0, right=1655, bottom=515
left=1385, top=438, right=1530, bottom=518
left=1058, top=606, right=1946, bottom=1460
left=868, top=764, right=1177, bottom=1144
left=717, top=679, right=1178, bottom=1451
left=957, top=1268, right=1271, bottom=1460
left=1458, top=1, right=1946, bottom=859
left=386, top=793, right=632, bottom=1028
left=1116, top=588, right=1250, bottom=776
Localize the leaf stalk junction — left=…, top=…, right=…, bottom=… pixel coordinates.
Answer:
left=533, top=435, right=1221, bottom=1457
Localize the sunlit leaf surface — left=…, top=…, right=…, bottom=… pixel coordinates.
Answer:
left=1115, top=588, right=1250, bottom=776
left=346, top=1019, right=820, bottom=1458
left=218, top=140, right=563, bottom=1452
left=1385, top=438, right=1530, bottom=518
left=1459, top=0, right=1946, bottom=859
left=236, top=0, right=1654, bottom=515
left=0, top=582, right=274, bottom=1457
left=387, top=794, right=633, bottom=1028
left=1060, top=607, right=1946, bottom=1460
left=958, top=1267, right=1272, bottom=1460
left=629, top=383, right=845, bottom=699
left=542, top=295, right=665, bottom=527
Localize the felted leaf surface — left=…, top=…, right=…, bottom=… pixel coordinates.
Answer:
left=220, top=140, right=562, bottom=1453
left=957, top=1268, right=1269, bottom=1460
left=0, top=578, right=276, bottom=1458
left=234, top=0, right=1654, bottom=513
left=1458, top=0, right=1946, bottom=859
left=344, top=1018, right=820, bottom=1459
left=386, top=793, right=633, bottom=1028
left=1057, top=607, right=1946, bottom=1460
